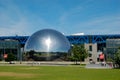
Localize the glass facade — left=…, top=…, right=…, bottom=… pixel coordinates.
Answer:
left=24, top=29, right=70, bottom=61
left=106, top=39, right=120, bottom=59
left=0, top=40, right=21, bottom=60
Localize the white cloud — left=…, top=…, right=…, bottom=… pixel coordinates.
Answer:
left=75, top=14, right=120, bottom=34
left=0, top=1, right=30, bottom=36
left=58, top=0, right=120, bottom=35
left=0, top=0, right=50, bottom=36
left=0, top=0, right=120, bottom=36
left=0, top=17, right=30, bottom=36
left=59, top=0, right=93, bottom=25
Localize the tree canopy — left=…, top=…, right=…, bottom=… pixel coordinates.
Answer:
left=70, top=45, right=88, bottom=64
left=5, top=53, right=16, bottom=62
left=114, top=47, right=120, bottom=68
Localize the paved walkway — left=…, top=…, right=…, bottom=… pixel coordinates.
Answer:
left=85, top=64, right=113, bottom=69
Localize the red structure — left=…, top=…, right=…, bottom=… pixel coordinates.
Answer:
left=4, top=54, right=8, bottom=59
left=99, top=53, right=104, bottom=61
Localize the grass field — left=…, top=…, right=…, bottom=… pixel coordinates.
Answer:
left=0, top=66, right=120, bottom=80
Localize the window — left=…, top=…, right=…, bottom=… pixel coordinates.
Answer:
left=89, top=53, right=92, bottom=57
left=89, top=45, right=92, bottom=51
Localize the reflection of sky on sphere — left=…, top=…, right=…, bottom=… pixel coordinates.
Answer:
left=24, top=29, right=70, bottom=53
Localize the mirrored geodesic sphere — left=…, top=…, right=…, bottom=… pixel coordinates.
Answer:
left=24, top=29, right=70, bottom=61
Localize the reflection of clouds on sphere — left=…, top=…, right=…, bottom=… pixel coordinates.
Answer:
left=24, top=29, right=70, bottom=61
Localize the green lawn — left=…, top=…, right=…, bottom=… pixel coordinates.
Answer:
left=0, top=66, right=120, bottom=80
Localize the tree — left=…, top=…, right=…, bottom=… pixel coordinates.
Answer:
left=5, top=53, right=16, bottom=62
left=70, top=45, right=88, bottom=64
left=114, top=47, right=120, bottom=68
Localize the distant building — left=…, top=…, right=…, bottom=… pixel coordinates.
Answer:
left=0, top=34, right=120, bottom=61
left=106, top=39, right=120, bottom=59
left=0, top=40, right=21, bottom=61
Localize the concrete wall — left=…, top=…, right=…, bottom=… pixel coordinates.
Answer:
left=85, top=43, right=98, bottom=62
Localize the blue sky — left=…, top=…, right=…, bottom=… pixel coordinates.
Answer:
left=0, top=0, right=120, bottom=36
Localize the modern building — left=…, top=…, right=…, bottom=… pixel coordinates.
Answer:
left=0, top=39, right=21, bottom=61
left=0, top=33, right=120, bottom=62
left=106, top=39, right=120, bottom=59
